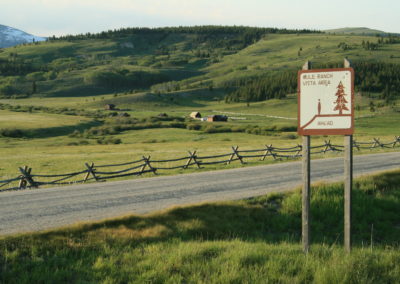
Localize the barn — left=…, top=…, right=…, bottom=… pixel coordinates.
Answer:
left=207, top=115, right=228, bottom=122
left=190, top=112, right=202, bottom=119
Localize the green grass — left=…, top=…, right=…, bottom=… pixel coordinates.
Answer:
left=1, top=170, right=399, bottom=283
left=0, top=110, right=92, bottom=130
left=0, top=93, right=399, bottom=183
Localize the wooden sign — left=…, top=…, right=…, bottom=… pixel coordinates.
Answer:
left=298, top=68, right=354, bottom=135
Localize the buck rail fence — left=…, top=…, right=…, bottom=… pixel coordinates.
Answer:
left=1, top=136, right=399, bottom=192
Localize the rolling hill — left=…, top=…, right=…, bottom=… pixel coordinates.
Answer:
left=0, top=26, right=399, bottom=103
left=324, top=27, right=388, bottom=35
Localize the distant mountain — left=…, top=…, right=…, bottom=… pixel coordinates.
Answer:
left=0, top=24, right=46, bottom=48
left=324, top=27, right=388, bottom=35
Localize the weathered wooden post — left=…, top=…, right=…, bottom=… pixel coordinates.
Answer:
left=84, top=162, right=98, bottom=182
left=344, top=58, right=353, bottom=253
left=18, top=166, right=36, bottom=188
left=301, top=61, right=311, bottom=253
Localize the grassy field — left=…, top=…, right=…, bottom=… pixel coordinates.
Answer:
left=0, top=93, right=400, bottom=183
left=0, top=91, right=399, bottom=184
left=0, top=170, right=399, bottom=283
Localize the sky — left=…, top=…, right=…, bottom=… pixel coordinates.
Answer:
left=1, top=0, right=399, bottom=36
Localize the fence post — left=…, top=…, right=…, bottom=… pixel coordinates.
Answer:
left=18, top=165, right=29, bottom=189
left=353, top=139, right=360, bottom=151
left=141, top=156, right=157, bottom=175
left=323, top=140, right=331, bottom=153
left=227, top=146, right=243, bottom=164
left=295, top=144, right=302, bottom=157
left=84, top=162, right=98, bottom=182
left=393, top=136, right=400, bottom=148
left=18, top=166, right=37, bottom=188
left=261, top=144, right=275, bottom=161
left=373, top=138, right=382, bottom=148
left=184, top=151, right=200, bottom=169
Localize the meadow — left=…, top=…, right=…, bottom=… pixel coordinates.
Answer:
left=0, top=170, right=399, bottom=283
left=0, top=90, right=399, bottom=185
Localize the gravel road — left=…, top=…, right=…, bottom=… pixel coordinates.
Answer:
left=1, top=152, right=399, bottom=235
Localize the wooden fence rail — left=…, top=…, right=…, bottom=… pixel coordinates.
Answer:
left=1, top=136, right=399, bottom=192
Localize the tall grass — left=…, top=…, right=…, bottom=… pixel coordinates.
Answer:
left=0, top=170, right=399, bottom=283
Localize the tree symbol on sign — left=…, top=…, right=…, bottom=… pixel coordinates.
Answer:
left=333, top=81, right=349, bottom=115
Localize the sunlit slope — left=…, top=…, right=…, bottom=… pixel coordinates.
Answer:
left=202, top=33, right=400, bottom=85
left=324, top=27, right=387, bottom=35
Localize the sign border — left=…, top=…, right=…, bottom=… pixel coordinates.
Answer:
left=297, top=68, right=355, bottom=136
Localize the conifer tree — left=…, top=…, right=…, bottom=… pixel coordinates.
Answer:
left=333, top=81, right=349, bottom=115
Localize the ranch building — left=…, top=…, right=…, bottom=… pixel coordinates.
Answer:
left=190, top=112, right=202, bottom=119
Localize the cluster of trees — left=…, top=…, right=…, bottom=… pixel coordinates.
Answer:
left=377, top=35, right=400, bottom=45
left=50, top=26, right=319, bottom=42
left=0, top=57, right=37, bottom=76
left=84, top=69, right=170, bottom=89
left=224, top=71, right=297, bottom=103
left=225, top=61, right=400, bottom=103
left=354, top=62, right=400, bottom=100
left=361, top=40, right=379, bottom=51
left=362, top=35, right=400, bottom=51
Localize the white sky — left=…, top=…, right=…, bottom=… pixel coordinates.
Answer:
left=1, top=0, right=399, bottom=36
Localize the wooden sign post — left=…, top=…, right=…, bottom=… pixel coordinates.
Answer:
left=343, top=58, right=352, bottom=253
left=301, top=61, right=311, bottom=253
left=298, top=59, right=354, bottom=253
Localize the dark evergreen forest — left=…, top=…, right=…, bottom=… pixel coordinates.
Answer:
left=224, top=62, right=400, bottom=102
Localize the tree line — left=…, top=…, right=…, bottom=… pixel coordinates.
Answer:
left=224, top=71, right=297, bottom=102
left=224, top=61, right=400, bottom=103
left=49, top=26, right=320, bottom=41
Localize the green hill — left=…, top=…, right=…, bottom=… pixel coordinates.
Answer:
left=324, top=27, right=387, bottom=35
left=1, top=26, right=400, bottom=103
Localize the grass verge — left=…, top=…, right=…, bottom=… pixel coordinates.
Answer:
left=1, top=170, right=399, bottom=283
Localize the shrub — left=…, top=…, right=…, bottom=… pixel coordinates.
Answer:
left=96, top=137, right=122, bottom=145
left=187, top=123, right=202, bottom=131
left=0, top=128, right=25, bottom=138
left=276, top=125, right=297, bottom=132
left=203, top=125, right=232, bottom=133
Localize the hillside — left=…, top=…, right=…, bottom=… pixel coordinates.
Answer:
left=0, top=26, right=399, bottom=103
left=324, top=27, right=387, bottom=35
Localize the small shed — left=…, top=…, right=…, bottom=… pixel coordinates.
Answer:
left=207, top=115, right=228, bottom=122
left=104, top=104, right=116, bottom=110
left=190, top=112, right=202, bottom=119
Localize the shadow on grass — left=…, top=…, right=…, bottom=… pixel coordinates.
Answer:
left=21, top=170, right=400, bottom=248
left=20, top=120, right=102, bottom=139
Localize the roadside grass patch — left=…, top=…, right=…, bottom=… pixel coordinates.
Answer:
left=0, top=170, right=399, bottom=282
